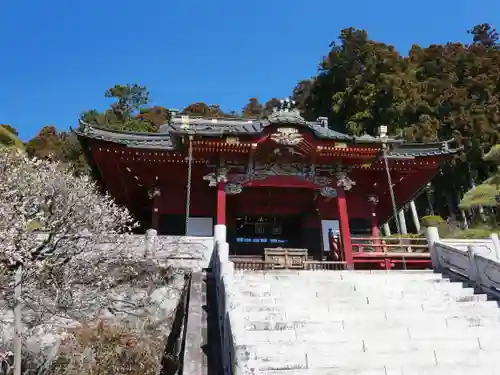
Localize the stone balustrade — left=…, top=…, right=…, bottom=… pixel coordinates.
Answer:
left=426, top=226, right=500, bottom=299
left=33, top=231, right=214, bottom=269
left=212, top=240, right=250, bottom=375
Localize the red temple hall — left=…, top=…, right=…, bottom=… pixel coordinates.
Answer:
left=76, top=99, right=458, bottom=269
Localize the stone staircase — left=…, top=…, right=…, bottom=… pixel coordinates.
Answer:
left=231, top=270, right=500, bottom=374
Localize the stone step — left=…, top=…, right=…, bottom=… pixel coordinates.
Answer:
left=245, top=278, right=458, bottom=288
left=234, top=282, right=454, bottom=291
left=235, top=337, right=484, bottom=359
left=393, top=365, right=500, bottom=375
left=230, top=270, right=500, bottom=374
left=290, top=325, right=500, bottom=345
left=233, top=317, right=500, bottom=341
left=239, top=315, right=500, bottom=335
left=234, top=342, right=500, bottom=372
left=241, top=308, right=500, bottom=323
left=239, top=280, right=470, bottom=291
left=234, top=273, right=445, bottom=283
left=234, top=276, right=448, bottom=284
left=258, top=364, right=500, bottom=375
left=259, top=369, right=390, bottom=375
left=238, top=300, right=500, bottom=315
left=236, top=324, right=500, bottom=347
left=240, top=286, right=478, bottom=300
left=235, top=282, right=460, bottom=293
left=235, top=293, right=489, bottom=309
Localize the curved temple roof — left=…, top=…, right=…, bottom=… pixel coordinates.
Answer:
left=75, top=99, right=460, bottom=158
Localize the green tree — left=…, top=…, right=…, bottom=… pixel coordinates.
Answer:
left=25, top=126, right=88, bottom=175
left=105, top=84, right=149, bottom=121
left=0, top=125, right=25, bottom=151
left=136, top=106, right=171, bottom=128
left=292, top=25, right=500, bottom=218
left=242, top=97, right=264, bottom=118
left=460, top=145, right=500, bottom=209
left=181, top=102, right=230, bottom=118
left=80, top=84, right=157, bottom=132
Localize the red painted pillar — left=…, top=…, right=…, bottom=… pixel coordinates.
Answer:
left=337, top=189, right=353, bottom=268
left=216, top=182, right=226, bottom=225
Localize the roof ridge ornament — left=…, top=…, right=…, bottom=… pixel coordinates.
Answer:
left=277, top=97, right=296, bottom=113
left=268, top=97, right=307, bottom=126
left=77, top=119, right=90, bottom=133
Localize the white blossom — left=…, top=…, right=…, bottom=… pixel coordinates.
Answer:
left=0, top=148, right=135, bottom=272
left=0, top=149, right=192, bottom=375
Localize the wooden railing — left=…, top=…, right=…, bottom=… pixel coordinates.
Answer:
left=231, top=260, right=278, bottom=271
left=351, top=237, right=429, bottom=254
left=304, top=261, right=347, bottom=270
left=231, top=259, right=348, bottom=271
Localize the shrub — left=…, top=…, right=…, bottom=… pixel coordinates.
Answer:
left=421, top=215, right=445, bottom=227
left=49, top=319, right=169, bottom=375
left=388, top=233, right=423, bottom=239
left=447, top=224, right=499, bottom=239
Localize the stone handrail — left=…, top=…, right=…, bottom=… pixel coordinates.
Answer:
left=426, top=226, right=500, bottom=299
left=212, top=240, right=248, bottom=375
left=440, top=237, right=500, bottom=260
left=182, top=271, right=205, bottom=375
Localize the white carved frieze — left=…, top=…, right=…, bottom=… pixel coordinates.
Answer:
left=203, top=166, right=229, bottom=187
left=225, top=161, right=334, bottom=188
left=270, top=127, right=303, bottom=146
left=224, top=183, right=243, bottom=195
left=335, top=171, right=356, bottom=191
left=148, top=186, right=161, bottom=199
left=320, top=186, right=338, bottom=198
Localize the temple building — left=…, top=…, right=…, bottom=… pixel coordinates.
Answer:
left=76, top=99, right=458, bottom=268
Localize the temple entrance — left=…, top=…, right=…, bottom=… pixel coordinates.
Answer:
left=229, top=215, right=302, bottom=255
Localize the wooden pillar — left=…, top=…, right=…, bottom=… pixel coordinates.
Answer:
left=398, top=209, right=408, bottom=235
left=337, top=189, right=353, bottom=268
left=383, top=222, right=391, bottom=236
left=409, top=200, right=421, bottom=233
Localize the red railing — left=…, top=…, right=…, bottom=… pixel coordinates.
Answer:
left=349, top=236, right=431, bottom=270
left=351, top=236, right=429, bottom=254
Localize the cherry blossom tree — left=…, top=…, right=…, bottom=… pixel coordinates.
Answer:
left=0, top=148, right=135, bottom=375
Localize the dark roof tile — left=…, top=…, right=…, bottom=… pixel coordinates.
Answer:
left=75, top=118, right=460, bottom=157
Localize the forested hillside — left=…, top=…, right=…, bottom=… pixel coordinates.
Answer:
left=3, top=23, right=500, bottom=223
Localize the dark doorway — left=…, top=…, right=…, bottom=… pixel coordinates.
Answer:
left=158, top=214, right=186, bottom=235
left=228, top=215, right=302, bottom=255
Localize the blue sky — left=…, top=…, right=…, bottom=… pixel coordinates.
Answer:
left=1, top=0, right=498, bottom=141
